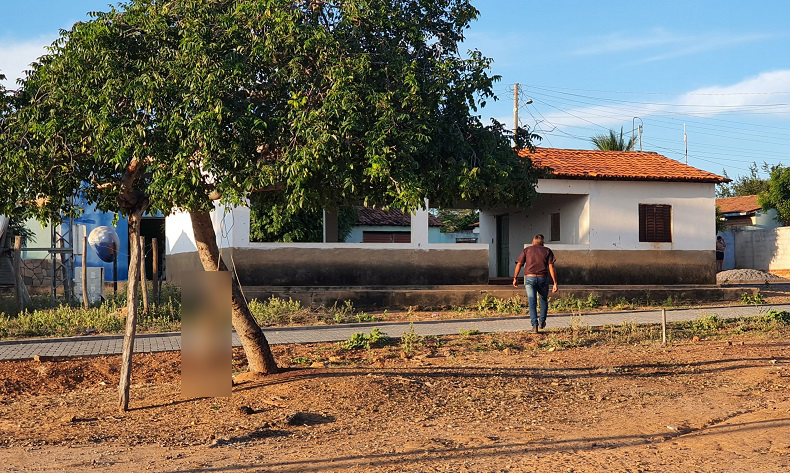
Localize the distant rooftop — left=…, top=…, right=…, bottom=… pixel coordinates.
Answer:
left=716, top=195, right=762, bottom=215
left=520, top=147, right=729, bottom=183
left=357, top=207, right=442, bottom=227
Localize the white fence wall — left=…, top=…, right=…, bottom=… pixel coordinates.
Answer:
left=733, top=226, right=790, bottom=275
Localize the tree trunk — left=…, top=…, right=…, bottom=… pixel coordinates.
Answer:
left=190, top=210, right=278, bottom=374
left=118, top=209, right=144, bottom=411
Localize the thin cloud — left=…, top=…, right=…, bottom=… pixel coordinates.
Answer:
left=571, top=28, right=682, bottom=56
left=535, top=70, right=790, bottom=128
left=0, top=35, right=56, bottom=88
left=572, top=28, right=776, bottom=64
left=634, top=33, right=774, bottom=64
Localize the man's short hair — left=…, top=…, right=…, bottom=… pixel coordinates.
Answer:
left=533, top=234, right=544, bottom=242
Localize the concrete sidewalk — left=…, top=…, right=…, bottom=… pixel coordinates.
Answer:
left=1, top=303, right=788, bottom=361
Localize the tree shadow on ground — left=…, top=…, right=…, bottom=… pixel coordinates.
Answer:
left=159, top=417, right=790, bottom=473
left=232, top=356, right=789, bottom=392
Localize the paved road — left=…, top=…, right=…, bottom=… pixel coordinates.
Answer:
left=1, top=303, right=788, bottom=361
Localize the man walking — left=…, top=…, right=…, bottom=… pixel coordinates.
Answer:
left=512, top=234, right=558, bottom=333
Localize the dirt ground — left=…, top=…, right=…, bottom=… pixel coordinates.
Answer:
left=0, top=332, right=788, bottom=472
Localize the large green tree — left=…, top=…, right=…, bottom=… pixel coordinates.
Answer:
left=5, top=0, right=540, bottom=407
left=758, top=166, right=790, bottom=225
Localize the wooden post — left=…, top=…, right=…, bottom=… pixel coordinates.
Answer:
left=81, top=233, right=89, bottom=309
left=152, top=237, right=159, bottom=306
left=112, top=246, right=118, bottom=296
left=12, top=236, right=30, bottom=312
left=661, top=308, right=667, bottom=346
left=139, top=235, right=149, bottom=314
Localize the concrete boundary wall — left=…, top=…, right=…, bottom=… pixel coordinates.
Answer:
left=167, top=245, right=490, bottom=286
left=734, top=226, right=790, bottom=276
left=554, top=249, right=716, bottom=285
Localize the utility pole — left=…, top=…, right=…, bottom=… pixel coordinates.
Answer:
left=513, top=82, right=519, bottom=145
left=684, top=123, right=688, bottom=164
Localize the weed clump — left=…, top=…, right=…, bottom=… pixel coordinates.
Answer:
left=339, top=328, right=389, bottom=350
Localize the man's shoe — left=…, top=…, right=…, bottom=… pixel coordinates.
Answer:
left=532, top=325, right=539, bottom=334
left=540, top=321, right=546, bottom=330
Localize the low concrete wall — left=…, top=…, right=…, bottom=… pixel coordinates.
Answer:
left=734, top=226, right=790, bottom=276
left=167, top=246, right=490, bottom=286
left=167, top=247, right=716, bottom=286
left=552, top=249, right=716, bottom=285
left=245, top=285, right=752, bottom=309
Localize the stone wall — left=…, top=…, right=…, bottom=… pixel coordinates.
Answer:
left=20, top=258, right=56, bottom=287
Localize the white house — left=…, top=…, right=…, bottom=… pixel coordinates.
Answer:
left=164, top=148, right=727, bottom=286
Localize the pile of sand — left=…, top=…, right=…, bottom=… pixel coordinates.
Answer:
left=717, top=269, right=785, bottom=283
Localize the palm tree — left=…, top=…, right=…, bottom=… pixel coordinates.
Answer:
left=590, top=127, right=636, bottom=151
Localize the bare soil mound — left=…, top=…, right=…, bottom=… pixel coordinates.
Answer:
left=717, top=269, right=786, bottom=283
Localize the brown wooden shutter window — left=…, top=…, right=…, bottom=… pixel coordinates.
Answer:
left=639, top=204, right=672, bottom=242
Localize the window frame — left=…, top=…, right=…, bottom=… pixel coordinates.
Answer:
left=638, top=204, right=672, bottom=243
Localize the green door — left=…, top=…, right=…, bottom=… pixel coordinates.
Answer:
left=496, top=215, right=510, bottom=277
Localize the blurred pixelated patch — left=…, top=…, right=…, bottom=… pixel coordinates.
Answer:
left=181, top=271, right=232, bottom=398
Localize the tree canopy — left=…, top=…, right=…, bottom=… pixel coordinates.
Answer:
left=249, top=193, right=358, bottom=243
left=758, top=165, right=790, bottom=226
left=590, top=127, right=636, bottom=152
left=716, top=162, right=778, bottom=198
left=5, top=0, right=538, bottom=224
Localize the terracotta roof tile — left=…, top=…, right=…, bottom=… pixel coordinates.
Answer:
left=357, top=207, right=442, bottom=227
left=520, top=148, right=729, bottom=183
left=716, top=195, right=761, bottom=214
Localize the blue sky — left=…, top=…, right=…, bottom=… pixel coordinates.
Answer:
left=2, top=1, right=789, bottom=179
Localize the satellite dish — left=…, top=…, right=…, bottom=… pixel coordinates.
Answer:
left=88, top=226, right=120, bottom=263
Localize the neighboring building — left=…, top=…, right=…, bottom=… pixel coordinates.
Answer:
left=344, top=208, right=478, bottom=244
left=345, top=208, right=443, bottom=243
left=716, top=195, right=783, bottom=271
left=9, top=198, right=165, bottom=288
left=716, top=195, right=779, bottom=230
left=165, top=148, right=727, bottom=286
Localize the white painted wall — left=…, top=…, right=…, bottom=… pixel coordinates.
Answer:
left=482, top=178, right=717, bottom=276
left=583, top=179, right=715, bottom=251
left=166, top=202, right=250, bottom=255
left=166, top=202, right=487, bottom=254
left=410, top=200, right=430, bottom=248
left=733, top=226, right=790, bottom=272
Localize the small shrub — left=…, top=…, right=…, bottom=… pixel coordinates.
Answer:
left=459, top=328, right=481, bottom=338
left=752, top=310, right=790, bottom=331
left=249, top=296, right=305, bottom=326
left=400, top=322, right=423, bottom=357
left=339, top=328, right=389, bottom=350
left=690, top=314, right=723, bottom=334
left=323, top=300, right=362, bottom=324
left=550, top=293, right=601, bottom=312
left=291, top=356, right=312, bottom=365
left=355, top=313, right=378, bottom=323
left=477, top=295, right=525, bottom=314
left=741, top=291, right=766, bottom=305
